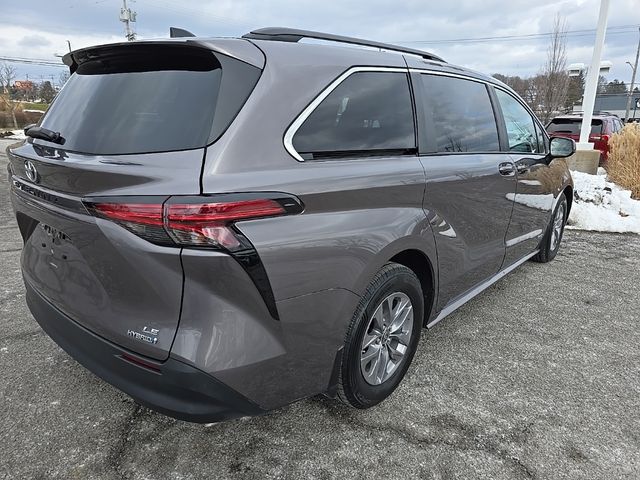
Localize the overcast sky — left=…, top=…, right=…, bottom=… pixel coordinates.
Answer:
left=1, top=0, right=639, bottom=85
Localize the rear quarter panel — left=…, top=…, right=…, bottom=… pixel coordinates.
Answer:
left=190, top=44, right=439, bottom=407
left=234, top=158, right=436, bottom=301
left=201, top=41, right=438, bottom=301
left=196, top=158, right=437, bottom=409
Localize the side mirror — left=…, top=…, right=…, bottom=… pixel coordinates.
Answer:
left=549, top=136, right=575, bottom=158
left=23, top=123, right=37, bottom=135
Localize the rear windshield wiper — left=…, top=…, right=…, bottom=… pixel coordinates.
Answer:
left=24, top=125, right=65, bottom=145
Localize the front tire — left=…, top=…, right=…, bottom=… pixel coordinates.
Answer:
left=337, top=263, right=423, bottom=409
left=533, top=193, right=567, bottom=263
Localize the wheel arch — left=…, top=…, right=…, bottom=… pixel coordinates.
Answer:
left=350, top=231, right=438, bottom=327
left=389, top=249, right=436, bottom=327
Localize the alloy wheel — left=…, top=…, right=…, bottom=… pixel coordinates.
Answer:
left=550, top=202, right=566, bottom=251
left=359, top=292, right=414, bottom=386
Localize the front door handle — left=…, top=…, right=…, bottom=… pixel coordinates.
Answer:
left=498, top=162, right=515, bottom=177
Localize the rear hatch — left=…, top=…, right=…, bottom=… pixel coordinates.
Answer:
left=8, top=41, right=261, bottom=360
left=547, top=117, right=604, bottom=143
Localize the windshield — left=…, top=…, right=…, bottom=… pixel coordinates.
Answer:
left=547, top=118, right=603, bottom=136
left=38, top=48, right=222, bottom=155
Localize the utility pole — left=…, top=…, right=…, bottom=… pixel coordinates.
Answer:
left=120, top=0, right=137, bottom=42
left=578, top=0, right=610, bottom=149
left=624, top=27, right=640, bottom=123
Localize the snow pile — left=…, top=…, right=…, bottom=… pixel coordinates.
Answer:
left=1, top=130, right=26, bottom=140
left=567, top=170, right=640, bottom=234
left=6, top=130, right=26, bottom=140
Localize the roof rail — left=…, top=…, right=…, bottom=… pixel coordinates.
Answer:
left=242, top=27, right=445, bottom=63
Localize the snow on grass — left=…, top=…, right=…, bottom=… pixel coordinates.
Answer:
left=568, top=170, right=640, bottom=234
left=7, top=130, right=26, bottom=140
left=1, top=130, right=26, bottom=140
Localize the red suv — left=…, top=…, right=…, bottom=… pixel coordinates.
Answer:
left=546, top=112, right=623, bottom=164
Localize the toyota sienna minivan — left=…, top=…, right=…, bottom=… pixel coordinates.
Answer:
left=7, top=27, right=575, bottom=422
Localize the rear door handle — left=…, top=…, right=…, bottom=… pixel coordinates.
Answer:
left=498, top=162, right=515, bottom=177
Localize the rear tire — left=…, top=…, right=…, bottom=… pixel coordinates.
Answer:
left=337, top=263, right=423, bottom=409
left=533, top=193, right=567, bottom=263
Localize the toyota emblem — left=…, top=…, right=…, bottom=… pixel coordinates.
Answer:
left=24, top=160, right=38, bottom=183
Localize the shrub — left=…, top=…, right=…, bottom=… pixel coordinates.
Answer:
left=0, top=110, right=42, bottom=129
left=607, top=123, right=640, bottom=199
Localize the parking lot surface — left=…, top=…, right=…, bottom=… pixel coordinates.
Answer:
left=1, top=138, right=639, bottom=479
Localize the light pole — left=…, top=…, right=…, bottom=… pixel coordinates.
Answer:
left=120, top=0, right=137, bottom=42
left=624, top=28, right=640, bottom=123
left=578, top=0, right=610, bottom=150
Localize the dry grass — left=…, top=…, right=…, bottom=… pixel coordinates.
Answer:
left=607, top=123, right=640, bottom=199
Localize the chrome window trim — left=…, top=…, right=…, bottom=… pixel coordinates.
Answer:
left=284, top=65, right=546, bottom=162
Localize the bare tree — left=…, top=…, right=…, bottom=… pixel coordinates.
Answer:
left=493, top=74, right=531, bottom=102
left=0, top=63, right=18, bottom=129
left=536, top=15, right=570, bottom=122
left=58, top=70, right=70, bottom=89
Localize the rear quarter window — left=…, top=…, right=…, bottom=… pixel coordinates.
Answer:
left=292, top=71, right=416, bottom=160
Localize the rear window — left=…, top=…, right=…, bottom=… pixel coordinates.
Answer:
left=547, top=118, right=603, bottom=135
left=38, top=46, right=259, bottom=155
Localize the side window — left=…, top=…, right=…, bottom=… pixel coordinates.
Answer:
left=292, top=72, right=415, bottom=159
left=495, top=89, right=542, bottom=154
left=534, top=121, right=548, bottom=154
left=421, top=74, right=500, bottom=152
left=613, top=119, right=623, bottom=132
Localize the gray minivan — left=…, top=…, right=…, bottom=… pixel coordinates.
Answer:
left=8, top=28, right=575, bottom=422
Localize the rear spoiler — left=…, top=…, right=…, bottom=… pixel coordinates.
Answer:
left=62, top=41, right=214, bottom=73
left=63, top=38, right=265, bottom=72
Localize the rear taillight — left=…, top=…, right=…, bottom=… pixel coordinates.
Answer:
left=165, top=199, right=285, bottom=249
left=85, top=194, right=303, bottom=251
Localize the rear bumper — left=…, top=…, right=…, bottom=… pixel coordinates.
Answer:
left=25, top=279, right=265, bottom=423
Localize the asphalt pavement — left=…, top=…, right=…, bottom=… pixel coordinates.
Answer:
left=1, top=138, right=639, bottom=479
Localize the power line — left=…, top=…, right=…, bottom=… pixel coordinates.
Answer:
left=67, top=0, right=110, bottom=8
left=0, top=56, right=65, bottom=67
left=136, top=0, right=255, bottom=30
left=397, top=24, right=640, bottom=45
